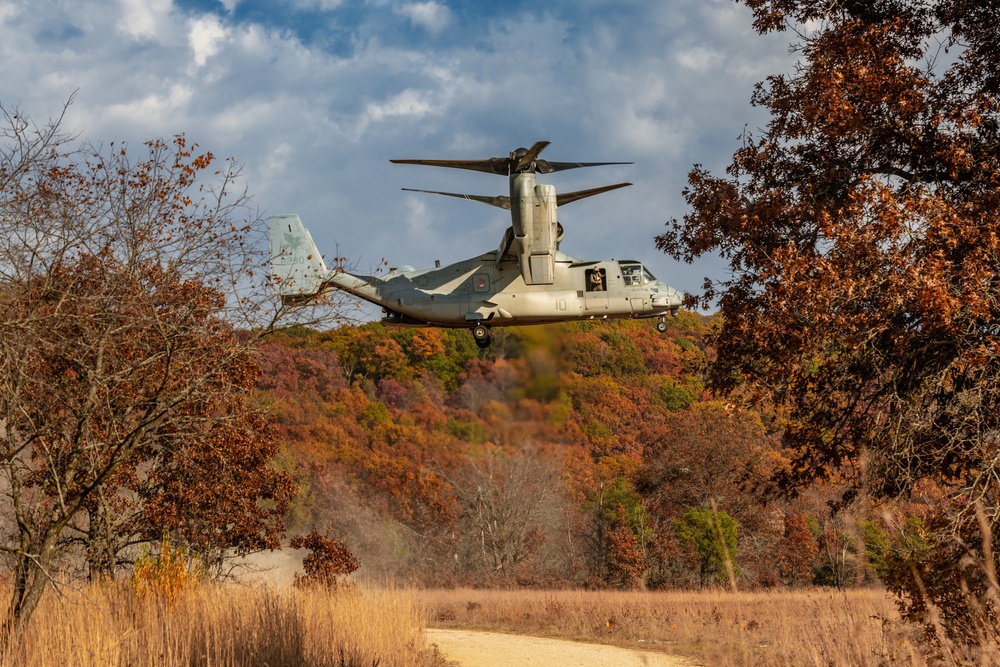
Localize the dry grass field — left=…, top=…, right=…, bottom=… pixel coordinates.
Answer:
left=6, top=582, right=998, bottom=666
left=417, top=587, right=935, bottom=666
left=1, top=582, right=445, bottom=667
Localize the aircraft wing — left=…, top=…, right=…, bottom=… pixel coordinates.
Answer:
left=400, top=182, right=632, bottom=211
left=556, top=183, right=632, bottom=206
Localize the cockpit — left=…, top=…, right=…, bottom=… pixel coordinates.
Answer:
left=619, top=262, right=656, bottom=287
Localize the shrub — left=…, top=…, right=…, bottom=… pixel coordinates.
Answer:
left=129, top=534, right=203, bottom=603
left=291, top=530, right=360, bottom=589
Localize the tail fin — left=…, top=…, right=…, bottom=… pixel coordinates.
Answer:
left=268, top=214, right=329, bottom=298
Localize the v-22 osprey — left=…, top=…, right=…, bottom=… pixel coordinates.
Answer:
left=268, top=141, right=684, bottom=348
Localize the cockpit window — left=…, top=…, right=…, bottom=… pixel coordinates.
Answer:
left=620, top=262, right=659, bottom=286
left=620, top=263, right=639, bottom=286
left=620, top=262, right=650, bottom=286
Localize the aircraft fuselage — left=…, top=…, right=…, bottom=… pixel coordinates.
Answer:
left=344, top=250, right=680, bottom=329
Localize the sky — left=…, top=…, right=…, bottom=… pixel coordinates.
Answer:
left=0, top=0, right=796, bottom=311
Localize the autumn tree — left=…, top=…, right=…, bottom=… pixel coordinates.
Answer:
left=776, top=513, right=819, bottom=587
left=657, top=0, right=1000, bottom=639
left=605, top=504, right=646, bottom=589
left=0, top=102, right=298, bottom=636
left=637, top=403, right=779, bottom=586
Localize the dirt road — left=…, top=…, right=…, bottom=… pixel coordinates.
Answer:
left=426, top=629, right=698, bottom=667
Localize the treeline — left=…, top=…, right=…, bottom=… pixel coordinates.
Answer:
left=257, top=317, right=901, bottom=589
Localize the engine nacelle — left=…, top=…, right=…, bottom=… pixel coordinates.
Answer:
left=510, top=180, right=557, bottom=285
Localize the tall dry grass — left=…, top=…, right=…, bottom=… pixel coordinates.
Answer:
left=2, top=582, right=444, bottom=667
left=417, top=587, right=934, bottom=666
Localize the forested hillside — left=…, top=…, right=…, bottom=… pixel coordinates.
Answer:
left=256, top=316, right=876, bottom=589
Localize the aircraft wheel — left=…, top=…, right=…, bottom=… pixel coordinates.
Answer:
left=656, top=318, right=668, bottom=333
left=471, top=324, right=490, bottom=342
left=475, top=336, right=492, bottom=349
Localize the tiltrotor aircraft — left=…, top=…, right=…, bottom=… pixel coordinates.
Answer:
left=268, top=141, right=683, bottom=348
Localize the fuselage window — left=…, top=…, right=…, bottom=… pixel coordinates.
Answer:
left=586, top=267, right=606, bottom=292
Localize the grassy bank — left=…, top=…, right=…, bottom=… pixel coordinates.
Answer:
left=3, top=583, right=443, bottom=667
left=418, top=587, right=931, bottom=666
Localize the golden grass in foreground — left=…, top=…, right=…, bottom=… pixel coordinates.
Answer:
left=3, top=583, right=444, bottom=667
left=417, top=587, right=936, bottom=666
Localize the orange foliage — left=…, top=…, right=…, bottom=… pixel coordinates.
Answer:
left=411, top=329, right=446, bottom=360
left=130, top=535, right=203, bottom=604
left=254, top=317, right=857, bottom=590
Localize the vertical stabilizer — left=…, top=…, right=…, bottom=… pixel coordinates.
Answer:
left=268, top=214, right=329, bottom=297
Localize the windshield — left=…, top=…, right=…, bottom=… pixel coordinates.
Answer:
left=620, top=262, right=655, bottom=286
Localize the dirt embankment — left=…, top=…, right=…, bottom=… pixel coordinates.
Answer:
left=426, top=628, right=699, bottom=667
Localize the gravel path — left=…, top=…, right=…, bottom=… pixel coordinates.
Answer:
left=426, top=628, right=699, bottom=667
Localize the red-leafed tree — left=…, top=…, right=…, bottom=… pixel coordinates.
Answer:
left=776, top=513, right=818, bottom=587
left=657, top=0, right=1000, bottom=641
left=57, top=256, right=295, bottom=581
left=605, top=505, right=646, bottom=589
left=0, top=102, right=303, bottom=637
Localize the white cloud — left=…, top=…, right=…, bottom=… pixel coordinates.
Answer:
left=364, top=89, right=435, bottom=122
left=347, top=88, right=438, bottom=140
left=117, top=0, right=173, bottom=40
left=105, top=85, right=194, bottom=129
left=396, top=1, right=451, bottom=33
left=0, top=1, right=18, bottom=25
left=0, top=0, right=799, bottom=299
left=676, top=46, right=723, bottom=72
left=189, top=15, right=228, bottom=68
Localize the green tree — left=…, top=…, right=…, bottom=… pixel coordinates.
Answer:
left=326, top=323, right=411, bottom=383
left=674, top=506, right=739, bottom=587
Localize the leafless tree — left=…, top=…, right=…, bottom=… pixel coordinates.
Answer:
left=451, top=448, right=555, bottom=579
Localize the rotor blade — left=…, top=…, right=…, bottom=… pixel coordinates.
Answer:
left=512, top=141, right=551, bottom=173
left=535, top=160, right=633, bottom=174
left=392, top=143, right=630, bottom=176
left=556, top=182, right=632, bottom=206
left=401, top=188, right=511, bottom=210
left=390, top=157, right=510, bottom=176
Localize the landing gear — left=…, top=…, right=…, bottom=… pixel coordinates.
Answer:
left=471, top=324, right=492, bottom=349
left=656, top=317, right=668, bottom=333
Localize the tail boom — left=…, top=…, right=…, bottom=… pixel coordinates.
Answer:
left=268, top=214, right=383, bottom=306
